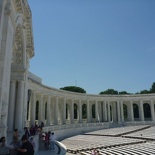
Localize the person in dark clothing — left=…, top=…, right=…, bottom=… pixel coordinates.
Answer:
left=24, top=127, right=30, bottom=139
left=18, top=135, right=34, bottom=155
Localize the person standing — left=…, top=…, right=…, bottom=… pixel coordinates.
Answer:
left=18, top=135, right=34, bottom=155
left=13, top=129, right=19, bottom=140
left=0, top=137, right=9, bottom=154
left=49, top=132, right=56, bottom=151
left=29, top=136, right=36, bottom=150
left=9, top=137, right=20, bottom=155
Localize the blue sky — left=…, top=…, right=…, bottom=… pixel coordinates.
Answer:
left=28, top=0, right=155, bottom=94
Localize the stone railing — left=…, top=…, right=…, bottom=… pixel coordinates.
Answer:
left=43, top=122, right=109, bottom=133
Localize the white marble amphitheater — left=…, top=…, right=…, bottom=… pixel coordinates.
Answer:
left=0, top=1, right=155, bottom=154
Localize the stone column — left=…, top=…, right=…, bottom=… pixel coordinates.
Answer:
left=8, top=81, right=16, bottom=131
left=95, top=101, right=99, bottom=122
left=62, top=98, right=66, bottom=124
left=51, top=97, right=55, bottom=124
left=150, top=100, right=155, bottom=121
left=139, top=100, right=144, bottom=121
left=103, top=101, right=107, bottom=122
left=120, top=101, right=124, bottom=122
left=117, top=101, right=121, bottom=123
left=79, top=100, right=82, bottom=123
left=30, top=91, right=36, bottom=126
left=15, top=81, right=24, bottom=131
left=112, top=102, right=117, bottom=122
left=70, top=99, right=74, bottom=124
left=87, top=100, right=90, bottom=123
left=107, top=101, right=111, bottom=122
left=38, top=94, right=43, bottom=125
left=54, top=97, right=59, bottom=125
left=129, top=101, right=134, bottom=121
left=46, top=96, right=51, bottom=126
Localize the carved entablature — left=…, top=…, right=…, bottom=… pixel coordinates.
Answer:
left=14, top=0, right=34, bottom=59
left=13, top=0, right=24, bottom=13
left=13, top=25, right=23, bottom=66
left=22, top=0, right=34, bottom=58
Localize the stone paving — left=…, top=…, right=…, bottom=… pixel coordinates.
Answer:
left=37, top=150, right=75, bottom=155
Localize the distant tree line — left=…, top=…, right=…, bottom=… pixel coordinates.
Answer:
left=60, top=82, right=155, bottom=94
left=99, top=82, right=155, bottom=95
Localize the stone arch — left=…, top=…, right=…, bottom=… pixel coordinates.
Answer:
left=143, top=103, right=151, bottom=120
left=74, top=103, right=78, bottom=119
left=82, top=104, right=87, bottom=119
left=92, top=104, right=95, bottom=119
left=133, top=103, right=139, bottom=120
left=7, top=17, right=26, bottom=132
left=35, top=101, right=39, bottom=120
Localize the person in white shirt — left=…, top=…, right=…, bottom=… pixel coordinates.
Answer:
left=49, top=132, right=56, bottom=151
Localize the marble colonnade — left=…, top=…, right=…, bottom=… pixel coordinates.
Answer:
left=24, top=79, right=155, bottom=128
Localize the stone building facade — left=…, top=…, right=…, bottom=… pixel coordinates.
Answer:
left=0, top=0, right=34, bottom=136
left=0, top=0, right=155, bottom=137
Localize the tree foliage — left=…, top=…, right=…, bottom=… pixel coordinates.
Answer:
left=139, top=89, right=150, bottom=94
left=150, top=82, right=155, bottom=93
left=119, top=91, right=129, bottom=94
left=60, top=86, right=86, bottom=93
left=99, top=82, right=155, bottom=95
left=100, top=89, right=118, bottom=95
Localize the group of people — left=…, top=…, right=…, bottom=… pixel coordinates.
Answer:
left=42, top=131, right=56, bottom=151
left=0, top=125, right=38, bottom=155
left=0, top=121, right=56, bottom=155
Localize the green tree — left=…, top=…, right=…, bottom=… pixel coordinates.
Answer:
left=60, top=86, right=86, bottom=93
left=139, top=89, right=150, bottom=94
left=119, top=91, right=129, bottom=94
left=150, top=82, right=155, bottom=93
left=100, top=89, right=118, bottom=95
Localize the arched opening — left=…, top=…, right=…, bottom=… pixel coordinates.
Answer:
left=27, top=89, right=31, bottom=120
left=74, top=103, right=78, bottom=119
left=82, top=104, right=87, bottom=119
left=106, top=104, right=108, bottom=121
left=66, top=104, right=68, bottom=119
left=35, top=101, right=39, bottom=120
left=92, top=104, right=95, bottom=119
left=123, top=104, right=127, bottom=120
left=133, top=103, right=139, bottom=120
left=143, top=103, right=151, bottom=120
left=154, top=104, right=155, bottom=117
left=45, top=102, right=47, bottom=120
left=110, top=105, right=112, bottom=121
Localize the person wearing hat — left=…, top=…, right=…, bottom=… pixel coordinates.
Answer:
left=18, top=135, right=34, bottom=155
